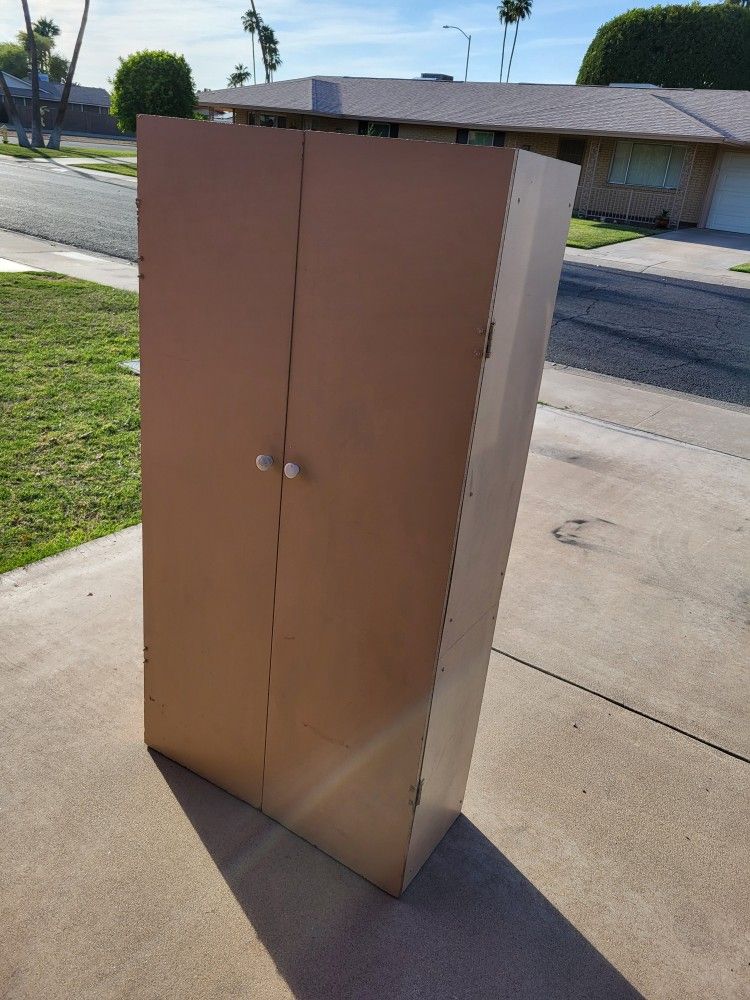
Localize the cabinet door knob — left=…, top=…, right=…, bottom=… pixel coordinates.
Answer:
left=284, top=462, right=301, bottom=479
left=256, top=454, right=274, bottom=471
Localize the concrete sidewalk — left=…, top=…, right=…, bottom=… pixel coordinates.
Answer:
left=2, top=369, right=748, bottom=1000
left=542, top=362, right=750, bottom=459
left=3, top=225, right=748, bottom=294
left=0, top=228, right=137, bottom=291
left=24, top=157, right=137, bottom=183
left=25, top=156, right=136, bottom=166
left=565, top=227, right=750, bottom=288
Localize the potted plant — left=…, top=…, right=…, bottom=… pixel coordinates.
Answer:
left=656, top=209, right=670, bottom=230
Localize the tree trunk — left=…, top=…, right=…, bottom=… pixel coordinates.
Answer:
left=0, top=70, right=31, bottom=147
left=250, top=1, right=269, bottom=82
left=21, top=0, right=45, bottom=147
left=47, top=0, right=90, bottom=150
left=500, top=23, right=508, bottom=82
left=506, top=21, right=520, bottom=82
left=251, top=33, right=256, bottom=85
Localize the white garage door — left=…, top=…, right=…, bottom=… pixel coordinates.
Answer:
left=707, top=152, right=750, bottom=234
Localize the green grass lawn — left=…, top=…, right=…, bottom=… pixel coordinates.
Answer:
left=77, top=161, right=137, bottom=177
left=0, top=143, right=136, bottom=160
left=0, top=272, right=140, bottom=573
left=567, top=217, right=658, bottom=249
left=729, top=262, right=750, bottom=273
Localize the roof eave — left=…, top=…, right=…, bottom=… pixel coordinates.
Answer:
left=195, top=101, right=740, bottom=146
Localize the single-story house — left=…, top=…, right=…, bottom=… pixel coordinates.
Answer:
left=197, top=76, right=750, bottom=234
left=0, top=71, right=119, bottom=136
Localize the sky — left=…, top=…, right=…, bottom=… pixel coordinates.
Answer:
left=0, top=1, right=716, bottom=92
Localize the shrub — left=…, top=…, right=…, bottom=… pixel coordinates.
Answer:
left=110, top=50, right=196, bottom=133
left=577, top=3, right=750, bottom=90
left=0, top=41, right=29, bottom=80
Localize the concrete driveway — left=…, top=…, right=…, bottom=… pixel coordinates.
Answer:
left=565, top=227, right=750, bottom=284
left=2, top=367, right=748, bottom=1000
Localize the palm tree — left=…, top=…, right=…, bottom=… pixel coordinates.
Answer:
left=505, top=0, right=533, bottom=83
left=33, top=17, right=61, bottom=40
left=20, top=0, right=43, bottom=147
left=241, top=8, right=261, bottom=84
left=31, top=16, right=60, bottom=74
left=18, top=19, right=60, bottom=76
left=259, top=24, right=281, bottom=82
left=0, top=69, right=31, bottom=146
left=248, top=1, right=269, bottom=83
left=47, top=0, right=90, bottom=150
left=497, top=1, right=515, bottom=83
left=227, top=63, right=251, bottom=87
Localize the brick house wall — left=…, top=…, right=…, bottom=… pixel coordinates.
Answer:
left=227, top=110, right=719, bottom=226
left=398, top=123, right=453, bottom=142
left=504, top=131, right=562, bottom=158
left=682, top=144, right=718, bottom=222
left=576, top=136, right=716, bottom=226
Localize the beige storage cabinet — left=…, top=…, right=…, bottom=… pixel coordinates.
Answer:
left=139, top=116, right=578, bottom=896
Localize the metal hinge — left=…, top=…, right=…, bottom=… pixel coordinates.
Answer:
left=485, top=320, right=495, bottom=358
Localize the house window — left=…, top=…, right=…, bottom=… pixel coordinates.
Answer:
left=257, top=113, right=287, bottom=128
left=358, top=121, right=399, bottom=138
left=456, top=129, right=505, bottom=147
left=558, top=137, right=586, bottom=165
left=609, top=141, right=685, bottom=189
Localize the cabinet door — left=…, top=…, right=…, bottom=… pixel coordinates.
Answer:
left=140, top=119, right=303, bottom=805
left=263, top=132, right=514, bottom=893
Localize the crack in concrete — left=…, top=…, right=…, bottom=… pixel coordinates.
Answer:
left=493, top=646, right=750, bottom=764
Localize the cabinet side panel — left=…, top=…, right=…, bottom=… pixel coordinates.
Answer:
left=139, top=118, right=304, bottom=805
left=263, top=132, right=515, bottom=895
left=404, top=152, right=579, bottom=888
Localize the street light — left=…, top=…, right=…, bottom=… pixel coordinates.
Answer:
left=443, top=24, right=472, bottom=82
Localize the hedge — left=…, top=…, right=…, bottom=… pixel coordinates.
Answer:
left=577, top=3, right=750, bottom=90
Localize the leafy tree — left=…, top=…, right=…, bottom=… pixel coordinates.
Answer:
left=0, top=41, right=29, bottom=78
left=17, top=29, right=52, bottom=73
left=577, top=3, right=750, bottom=89
left=48, top=52, right=69, bottom=83
left=110, top=50, right=196, bottom=133
left=505, top=0, right=533, bottom=82
left=227, top=63, right=250, bottom=86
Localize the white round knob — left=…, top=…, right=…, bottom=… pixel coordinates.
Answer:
left=256, top=454, right=274, bottom=471
left=284, top=462, right=300, bottom=479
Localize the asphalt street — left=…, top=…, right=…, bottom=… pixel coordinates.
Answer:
left=1, top=154, right=748, bottom=405
left=552, top=264, right=749, bottom=406
left=0, top=153, right=137, bottom=261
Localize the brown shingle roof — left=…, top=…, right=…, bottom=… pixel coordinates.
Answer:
left=197, top=77, right=750, bottom=146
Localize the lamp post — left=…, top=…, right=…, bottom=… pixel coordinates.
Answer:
left=442, top=24, right=472, bottom=82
